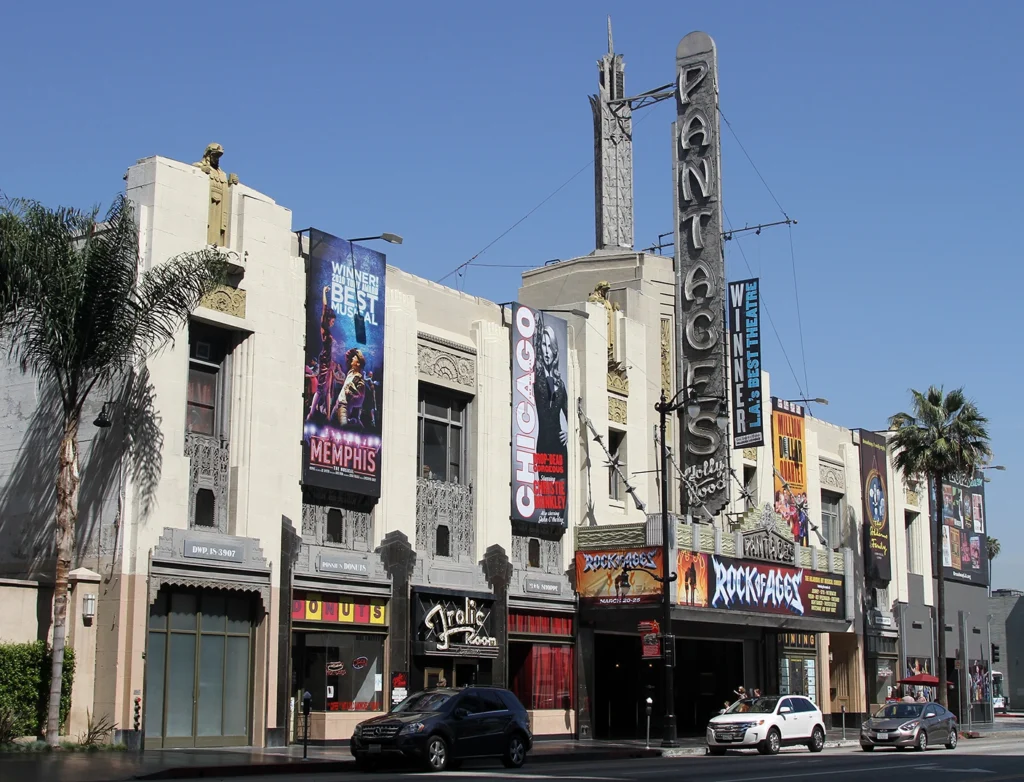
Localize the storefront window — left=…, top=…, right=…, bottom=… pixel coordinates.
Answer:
left=293, top=631, right=384, bottom=712
left=510, top=643, right=573, bottom=710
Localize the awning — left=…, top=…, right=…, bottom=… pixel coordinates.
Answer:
left=898, top=673, right=939, bottom=685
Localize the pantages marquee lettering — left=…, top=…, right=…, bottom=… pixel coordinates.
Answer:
left=582, top=550, right=657, bottom=573
left=711, top=556, right=805, bottom=616
left=423, top=597, right=497, bottom=651
left=741, top=528, right=796, bottom=565
left=674, top=32, right=729, bottom=517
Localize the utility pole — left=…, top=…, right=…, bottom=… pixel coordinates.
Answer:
left=656, top=389, right=679, bottom=747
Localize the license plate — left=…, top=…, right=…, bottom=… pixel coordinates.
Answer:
left=368, top=744, right=382, bottom=754
left=877, top=732, right=888, bottom=740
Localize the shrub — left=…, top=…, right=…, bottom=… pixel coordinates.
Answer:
left=0, top=641, right=75, bottom=737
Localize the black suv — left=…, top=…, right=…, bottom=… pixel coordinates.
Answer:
left=350, top=687, right=532, bottom=772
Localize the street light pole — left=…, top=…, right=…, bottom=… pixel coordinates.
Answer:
left=657, top=389, right=678, bottom=747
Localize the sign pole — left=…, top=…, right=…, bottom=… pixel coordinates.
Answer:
left=657, top=390, right=679, bottom=747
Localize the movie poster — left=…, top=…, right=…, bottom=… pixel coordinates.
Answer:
left=302, top=229, right=385, bottom=497
left=859, top=430, right=892, bottom=582
left=574, top=548, right=663, bottom=606
left=510, top=303, right=569, bottom=535
left=931, top=473, right=988, bottom=585
left=677, top=551, right=710, bottom=607
left=772, top=398, right=809, bottom=546
left=728, top=278, right=764, bottom=448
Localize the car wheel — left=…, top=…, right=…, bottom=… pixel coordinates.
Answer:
left=502, top=733, right=528, bottom=769
left=762, top=728, right=781, bottom=756
left=945, top=729, right=958, bottom=750
left=915, top=730, right=928, bottom=752
left=424, top=735, right=449, bottom=772
left=808, top=725, right=825, bottom=753
left=861, top=744, right=874, bottom=752
left=709, top=746, right=726, bottom=756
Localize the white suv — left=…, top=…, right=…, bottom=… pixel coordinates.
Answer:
left=706, top=695, right=826, bottom=755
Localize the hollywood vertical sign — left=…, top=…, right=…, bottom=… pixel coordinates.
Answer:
left=673, top=32, right=730, bottom=516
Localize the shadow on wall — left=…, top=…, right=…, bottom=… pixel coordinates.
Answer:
left=0, top=365, right=165, bottom=592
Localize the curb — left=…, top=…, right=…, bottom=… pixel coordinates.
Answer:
left=663, top=739, right=859, bottom=758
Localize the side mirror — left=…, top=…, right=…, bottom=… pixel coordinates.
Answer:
left=779, top=706, right=792, bottom=715
left=718, top=709, right=726, bottom=715
left=924, top=711, right=936, bottom=718
left=453, top=707, right=469, bottom=720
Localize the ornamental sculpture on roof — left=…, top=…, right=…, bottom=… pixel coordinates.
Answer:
left=193, top=143, right=238, bottom=247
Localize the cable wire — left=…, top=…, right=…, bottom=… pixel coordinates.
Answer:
left=719, top=108, right=790, bottom=221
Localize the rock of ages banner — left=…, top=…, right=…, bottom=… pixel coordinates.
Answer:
left=859, top=429, right=892, bottom=582
left=302, top=229, right=385, bottom=497
left=771, top=398, right=809, bottom=546
left=510, top=303, right=569, bottom=535
left=575, top=548, right=664, bottom=606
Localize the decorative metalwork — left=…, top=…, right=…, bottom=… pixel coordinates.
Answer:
left=184, top=432, right=230, bottom=533
left=416, top=478, right=474, bottom=562
left=511, top=534, right=563, bottom=576
left=660, top=318, right=673, bottom=394
left=300, top=503, right=373, bottom=551
left=819, top=461, right=846, bottom=493
left=417, top=344, right=476, bottom=389
left=607, top=395, right=627, bottom=425
left=199, top=285, right=247, bottom=318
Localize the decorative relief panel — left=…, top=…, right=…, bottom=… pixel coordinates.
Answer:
left=417, top=344, right=476, bottom=388
left=660, top=318, right=673, bottom=394
left=300, top=502, right=373, bottom=551
left=511, top=534, right=563, bottom=576
left=607, top=367, right=629, bottom=395
left=415, top=478, right=475, bottom=562
left=575, top=523, right=646, bottom=550
left=742, top=448, right=758, bottom=462
left=607, top=395, right=627, bottom=425
left=199, top=285, right=247, bottom=318
left=819, top=461, right=846, bottom=493
left=185, top=432, right=230, bottom=533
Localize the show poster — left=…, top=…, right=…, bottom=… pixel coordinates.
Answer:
left=771, top=398, right=809, bottom=546
left=677, top=550, right=710, bottom=607
left=705, top=554, right=845, bottom=619
left=510, top=303, right=569, bottom=534
left=931, top=472, right=988, bottom=586
left=302, top=229, right=385, bottom=497
left=574, top=548, right=663, bottom=606
left=859, top=430, right=892, bottom=582
left=728, top=278, right=764, bottom=448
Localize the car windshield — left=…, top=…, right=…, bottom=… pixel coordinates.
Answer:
left=874, top=703, right=924, bottom=719
left=726, top=697, right=779, bottom=714
left=392, top=691, right=454, bottom=713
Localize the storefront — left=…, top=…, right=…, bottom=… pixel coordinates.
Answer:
left=778, top=633, right=817, bottom=702
left=411, top=588, right=499, bottom=690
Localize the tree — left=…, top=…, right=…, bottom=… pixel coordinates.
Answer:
left=0, top=195, right=226, bottom=744
left=889, top=386, right=991, bottom=708
left=987, top=537, right=1001, bottom=592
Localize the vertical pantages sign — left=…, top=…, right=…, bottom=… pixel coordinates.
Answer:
left=302, top=229, right=385, bottom=497
left=728, top=278, right=764, bottom=447
left=858, top=429, right=892, bottom=582
left=510, top=304, right=569, bottom=535
left=673, top=32, right=730, bottom=516
left=771, top=398, right=809, bottom=546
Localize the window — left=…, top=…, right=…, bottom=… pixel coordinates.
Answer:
left=743, top=465, right=758, bottom=511
left=821, top=491, right=841, bottom=549
left=291, top=631, right=385, bottom=712
left=779, top=698, right=795, bottom=712
left=187, top=324, right=231, bottom=437
left=417, top=387, right=468, bottom=483
left=608, top=430, right=626, bottom=500
left=875, top=586, right=890, bottom=612
left=478, top=690, right=506, bottom=713
left=435, top=525, right=450, bottom=557
left=528, top=539, right=541, bottom=569
left=905, top=511, right=920, bottom=574
left=326, top=509, right=345, bottom=545
left=194, top=488, right=216, bottom=527
left=509, top=643, right=574, bottom=710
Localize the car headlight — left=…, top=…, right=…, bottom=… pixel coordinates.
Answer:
left=353, top=722, right=364, bottom=737
left=899, top=720, right=920, bottom=732
left=400, top=722, right=426, bottom=735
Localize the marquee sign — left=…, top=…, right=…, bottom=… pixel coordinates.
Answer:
left=673, top=32, right=730, bottom=517
left=417, top=594, right=498, bottom=658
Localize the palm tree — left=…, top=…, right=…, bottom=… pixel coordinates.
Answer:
left=889, top=387, right=991, bottom=708
left=0, top=195, right=226, bottom=744
left=987, top=537, right=1001, bottom=593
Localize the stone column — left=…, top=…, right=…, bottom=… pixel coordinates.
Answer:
left=378, top=531, right=417, bottom=685
left=67, top=567, right=101, bottom=738
left=482, top=545, right=513, bottom=688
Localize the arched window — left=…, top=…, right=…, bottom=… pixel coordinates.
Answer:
left=435, top=525, right=451, bottom=557
left=528, top=538, right=541, bottom=569
left=195, top=488, right=216, bottom=527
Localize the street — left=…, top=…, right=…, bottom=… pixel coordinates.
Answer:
left=216, top=738, right=1024, bottom=782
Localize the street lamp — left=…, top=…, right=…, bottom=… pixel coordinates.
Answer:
left=981, top=465, right=1006, bottom=471
left=653, top=386, right=727, bottom=748
left=785, top=397, right=828, bottom=406
left=349, top=233, right=404, bottom=245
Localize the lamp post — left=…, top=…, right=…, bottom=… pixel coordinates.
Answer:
left=349, top=233, right=403, bottom=245
left=784, top=397, right=828, bottom=406
left=654, top=386, right=728, bottom=748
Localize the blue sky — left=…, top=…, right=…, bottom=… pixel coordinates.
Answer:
left=2, top=1, right=1021, bottom=588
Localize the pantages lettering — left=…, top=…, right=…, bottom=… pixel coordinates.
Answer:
left=582, top=550, right=657, bottom=573
left=423, top=597, right=497, bottom=651
left=711, top=556, right=805, bottom=616
left=674, top=32, right=730, bottom=517
left=741, top=528, right=796, bottom=565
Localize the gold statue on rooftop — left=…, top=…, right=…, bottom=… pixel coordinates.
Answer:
left=193, top=143, right=238, bottom=247
left=588, top=280, right=621, bottom=369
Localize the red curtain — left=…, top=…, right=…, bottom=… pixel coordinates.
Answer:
left=509, top=611, right=573, bottom=636
left=511, top=643, right=573, bottom=710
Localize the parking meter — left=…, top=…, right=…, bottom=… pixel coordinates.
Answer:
left=302, top=691, right=312, bottom=759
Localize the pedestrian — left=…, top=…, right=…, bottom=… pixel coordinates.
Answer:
left=752, top=688, right=762, bottom=698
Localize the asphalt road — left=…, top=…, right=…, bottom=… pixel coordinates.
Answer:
left=216, top=737, right=1024, bottom=782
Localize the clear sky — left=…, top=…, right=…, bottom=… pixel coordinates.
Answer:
left=2, top=1, right=1020, bottom=589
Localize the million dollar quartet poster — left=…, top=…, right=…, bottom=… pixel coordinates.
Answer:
left=859, top=430, right=892, bottom=581
left=931, top=472, right=988, bottom=586
left=302, top=229, right=385, bottom=498
left=771, top=398, right=809, bottom=546
left=510, top=303, right=569, bottom=536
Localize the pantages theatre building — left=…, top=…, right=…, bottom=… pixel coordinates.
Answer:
left=0, top=28, right=872, bottom=749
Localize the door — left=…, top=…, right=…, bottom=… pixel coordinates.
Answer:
left=794, top=697, right=816, bottom=739
left=425, top=667, right=445, bottom=689
left=476, top=689, right=512, bottom=755
left=450, top=692, right=487, bottom=758
left=777, top=698, right=799, bottom=740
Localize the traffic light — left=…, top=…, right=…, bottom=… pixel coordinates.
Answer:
left=992, top=644, right=1001, bottom=663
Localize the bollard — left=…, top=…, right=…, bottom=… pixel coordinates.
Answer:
left=645, top=697, right=653, bottom=749
left=841, top=704, right=846, bottom=741
left=302, top=691, right=312, bottom=760
left=133, top=696, right=142, bottom=732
